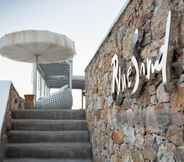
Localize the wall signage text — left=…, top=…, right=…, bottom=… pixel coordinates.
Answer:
left=111, top=11, right=171, bottom=96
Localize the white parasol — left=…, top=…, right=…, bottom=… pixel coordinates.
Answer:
left=0, top=30, right=76, bottom=99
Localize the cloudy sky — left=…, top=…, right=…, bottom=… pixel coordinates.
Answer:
left=0, top=0, right=124, bottom=108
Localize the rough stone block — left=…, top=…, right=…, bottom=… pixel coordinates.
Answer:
left=157, top=143, right=176, bottom=162
left=171, top=85, right=184, bottom=112
left=156, top=83, right=170, bottom=103
left=167, top=125, right=184, bottom=146
left=143, top=146, right=156, bottom=161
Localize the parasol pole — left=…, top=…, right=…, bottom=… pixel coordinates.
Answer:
left=33, top=55, right=39, bottom=102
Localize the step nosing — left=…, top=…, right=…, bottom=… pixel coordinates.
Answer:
left=6, top=143, right=91, bottom=148
left=9, top=130, right=89, bottom=133
left=6, top=142, right=91, bottom=144
left=4, top=158, right=92, bottom=160
left=12, top=119, right=87, bottom=122
left=12, top=109, right=85, bottom=112
left=12, top=110, right=86, bottom=120
left=4, top=159, right=92, bottom=162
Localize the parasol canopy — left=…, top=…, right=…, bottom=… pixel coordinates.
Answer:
left=0, top=30, right=76, bottom=100
left=0, top=30, right=76, bottom=63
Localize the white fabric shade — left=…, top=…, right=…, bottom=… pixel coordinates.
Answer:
left=0, top=30, right=75, bottom=63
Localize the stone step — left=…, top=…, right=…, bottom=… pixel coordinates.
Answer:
left=8, top=130, right=89, bottom=143
left=12, top=120, right=88, bottom=131
left=4, top=159, right=92, bottom=162
left=5, top=143, right=92, bottom=158
left=12, top=110, right=85, bottom=120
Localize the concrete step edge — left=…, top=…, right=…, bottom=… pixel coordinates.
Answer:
left=5, top=143, right=92, bottom=158
left=4, top=158, right=92, bottom=162
left=12, top=119, right=87, bottom=122
left=8, top=130, right=90, bottom=143
left=12, top=109, right=85, bottom=112
left=12, top=110, right=86, bottom=120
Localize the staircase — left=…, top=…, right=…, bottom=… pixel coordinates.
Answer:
left=3, top=109, right=92, bottom=162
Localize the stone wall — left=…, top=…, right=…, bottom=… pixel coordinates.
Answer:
left=85, top=0, right=184, bottom=162
left=1, top=84, right=24, bottom=143
left=0, top=84, right=24, bottom=160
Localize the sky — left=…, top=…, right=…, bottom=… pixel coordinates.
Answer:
left=0, top=0, right=124, bottom=108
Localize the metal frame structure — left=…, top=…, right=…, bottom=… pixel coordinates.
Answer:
left=34, top=61, right=85, bottom=108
